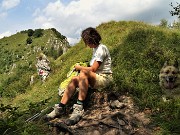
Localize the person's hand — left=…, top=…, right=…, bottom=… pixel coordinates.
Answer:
left=74, top=65, right=81, bottom=71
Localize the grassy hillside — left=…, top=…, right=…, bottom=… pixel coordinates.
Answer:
left=0, top=28, right=70, bottom=98
left=1, top=21, right=180, bottom=135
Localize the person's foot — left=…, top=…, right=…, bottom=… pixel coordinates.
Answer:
left=43, top=104, right=65, bottom=121
left=65, top=104, right=84, bottom=126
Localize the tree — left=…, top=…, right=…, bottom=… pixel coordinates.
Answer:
left=51, top=28, right=65, bottom=39
left=159, top=19, right=168, bottom=28
left=26, top=37, right=32, bottom=44
left=170, top=2, right=180, bottom=18
left=33, top=29, right=43, bottom=38
left=27, top=29, right=34, bottom=37
left=172, top=18, right=180, bottom=29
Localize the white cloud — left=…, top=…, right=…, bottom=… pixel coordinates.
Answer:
left=0, top=31, right=12, bottom=39
left=34, top=16, right=47, bottom=24
left=67, top=37, right=80, bottom=45
left=1, top=0, right=20, bottom=10
left=32, top=0, right=175, bottom=44
left=0, top=12, right=7, bottom=19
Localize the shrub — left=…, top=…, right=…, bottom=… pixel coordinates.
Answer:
left=27, top=29, right=34, bottom=37
left=33, top=29, right=43, bottom=38
left=51, top=28, right=66, bottom=39
left=26, top=37, right=32, bottom=44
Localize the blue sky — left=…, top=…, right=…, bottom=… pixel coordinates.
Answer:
left=0, top=0, right=178, bottom=45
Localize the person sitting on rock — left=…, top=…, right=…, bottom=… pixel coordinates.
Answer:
left=44, top=27, right=113, bottom=125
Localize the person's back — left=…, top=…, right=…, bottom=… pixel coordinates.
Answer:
left=90, top=44, right=112, bottom=74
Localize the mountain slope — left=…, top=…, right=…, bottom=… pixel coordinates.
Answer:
left=0, top=28, right=70, bottom=98
left=1, top=21, right=180, bottom=135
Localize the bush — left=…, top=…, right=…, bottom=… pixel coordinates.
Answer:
left=51, top=28, right=66, bottom=39
left=26, top=37, right=32, bottom=44
left=33, top=29, right=43, bottom=38
left=27, top=29, right=34, bottom=37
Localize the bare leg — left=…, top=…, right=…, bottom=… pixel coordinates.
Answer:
left=64, top=70, right=96, bottom=125
left=78, top=72, right=89, bottom=100
left=61, top=76, right=79, bottom=104
left=61, top=70, right=96, bottom=104
left=78, top=70, right=96, bottom=100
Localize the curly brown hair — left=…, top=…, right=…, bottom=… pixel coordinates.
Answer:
left=81, top=27, right=101, bottom=46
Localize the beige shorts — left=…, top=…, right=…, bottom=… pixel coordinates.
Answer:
left=92, top=73, right=113, bottom=90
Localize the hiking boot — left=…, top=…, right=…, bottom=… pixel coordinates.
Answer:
left=44, top=104, right=65, bottom=121
left=65, top=104, right=84, bottom=126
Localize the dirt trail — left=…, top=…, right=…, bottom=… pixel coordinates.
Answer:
left=48, top=91, right=154, bottom=135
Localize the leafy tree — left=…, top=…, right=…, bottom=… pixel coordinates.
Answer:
left=51, top=28, right=66, bottom=39
left=27, top=29, right=34, bottom=37
left=33, top=29, right=43, bottom=38
left=170, top=2, right=180, bottom=18
left=26, top=37, right=32, bottom=44
left=172, top=18, right=180, bottom=29
left=159, top=19, right=168, bottom=28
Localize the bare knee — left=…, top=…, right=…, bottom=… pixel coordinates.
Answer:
left=79, top=69, right=89, bottom=78
left=70, top=76, right=79, bottom=84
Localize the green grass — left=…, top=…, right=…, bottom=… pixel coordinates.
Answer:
left=0, top=21, right=180, bottom=135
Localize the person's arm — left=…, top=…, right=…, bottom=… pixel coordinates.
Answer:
left=74, top=61, right=101, bottom=72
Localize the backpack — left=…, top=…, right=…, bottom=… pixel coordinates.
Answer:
left=58, top=62, right=89, bottom=96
